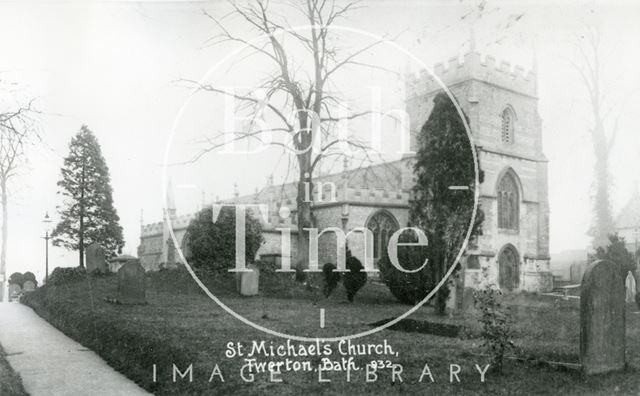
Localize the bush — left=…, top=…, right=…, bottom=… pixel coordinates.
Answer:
left=473, top=269, right=515, bottom=374
left=593, top=233, right=636, bottom=273
left=48, top=266, right=87, bottom=286
left=8, top=272, right=23, bottom=286
left=378, top=232, right=433, bottom=305
left=185, top=206, right=264, bottom=273
left=22, top=272, right=37, bottom=287
left=343, top=255, right=367, bottom=302
left=294, top=266, right=307, bottom=283
left=322, top=263, right=341, bottom=297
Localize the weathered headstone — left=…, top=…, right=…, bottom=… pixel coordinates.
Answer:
left=446, top=279, right=458, bottom=311
left=8, top=283, right=21, bottom=298
left=162, top=238, right=178, bottom=270
left=625, top=271, right=636, bottom=303
left=580, top=259, right=625, bottom=375
left=22, top=280, right=36, bottom=292
left=116, top=260, right=146, bottom=304
left=86, top=243, right=107, bottom=273
left=236, top=264, right=259, bottom=296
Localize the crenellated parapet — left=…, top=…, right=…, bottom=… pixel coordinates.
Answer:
left=141, top=221, right=163, bottom=237
left=345, top=187, right=410, bottom=206
left=140, top=213, right=197, bottom=236
left=406, top=50, right=536, bottom=99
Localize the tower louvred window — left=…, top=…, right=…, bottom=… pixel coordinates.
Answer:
left=501, top=108, right=515, bottom=144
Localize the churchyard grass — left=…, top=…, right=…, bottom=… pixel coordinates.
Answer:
left=0, top=344, right=28, bottom=396
left=20, top=269, right=640, bottom=395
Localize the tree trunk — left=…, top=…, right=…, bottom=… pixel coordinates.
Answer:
left=591, top=116, right=614, bottom=249
left=79, top=160, right=86, bottom=267
left=0, top=178, right=7, bottom=302
left=294, top=113, right=314, bottom=269
left=296, top=172, right=313, bottom=269
left=434, top=247, right=448, bottom=315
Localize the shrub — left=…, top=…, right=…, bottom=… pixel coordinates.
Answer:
left=8, top=272, right=23, bottom=286
left=322, top=263, right=341, bottom=297
left=593, top=233, right=636, bottom=273
left=473, top=268, right=515, bottom=374
left=378, top=231, right=433, bottom=305
left=294, top=266, right=307, bottom=283
left=48, top=266, right=87, bottom=286
left=343, top=254, right=366, bottom=302
left=185, top=206, right=264, bottom=273
left=22, top=272, right=37, bottom=287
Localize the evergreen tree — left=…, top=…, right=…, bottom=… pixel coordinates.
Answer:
left=409, top=92, right=484, bottom=315
left=52, top=125, right=123, bottom=266
left=593, top=233, right=636, bottom=274
left=185, top=206, right=263, bottom=272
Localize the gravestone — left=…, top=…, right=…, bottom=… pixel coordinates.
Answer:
left=580, top=259, right=625, bottom=375
left=625, top=271, right=636, bottom=302
left=446, top=278, right=459, bottom=311
left=235, top=264, right=259, bottom=296
left=22, top=280, right=36, bottom=292
left=116, top=260, right=146, bottom=304
left=8, top=283, right=21, bottom=298
left=86, top=243, right=107, bottom=273
left=163, top=238, right=178, bottom=270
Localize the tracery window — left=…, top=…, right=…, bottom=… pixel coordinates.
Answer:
left=366, top=211, right=398, bottom=260
left=497, top=171, right=519, bottom=230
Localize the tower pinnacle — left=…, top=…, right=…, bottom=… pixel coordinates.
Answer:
left=165, top=178, right=176, bottom=219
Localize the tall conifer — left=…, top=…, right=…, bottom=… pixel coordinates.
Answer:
left=52, top=125, right=123, bottom=266
left=409, top=92, right=483, bottom=314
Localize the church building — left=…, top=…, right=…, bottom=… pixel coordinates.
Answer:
left=138, top=45, right=553, bottom=295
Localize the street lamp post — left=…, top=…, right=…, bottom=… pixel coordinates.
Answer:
left=42, top=212, right=52, bottom=284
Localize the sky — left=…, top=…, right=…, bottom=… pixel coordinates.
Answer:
left=0, top=0, right=639, bottom=281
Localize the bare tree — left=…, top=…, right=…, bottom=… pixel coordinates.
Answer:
left=0, top=84, right=37, bottom=300
left=183, top=0, right=397, bottom=268
left=570, top=25, right=618, bottom=249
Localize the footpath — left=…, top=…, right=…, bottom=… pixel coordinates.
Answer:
left=0, top=303, right=150, bottom=396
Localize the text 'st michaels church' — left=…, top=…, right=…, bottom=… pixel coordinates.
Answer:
left=138, top=46, right=552, bottom=295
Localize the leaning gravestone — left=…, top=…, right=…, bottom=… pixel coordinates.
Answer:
left=85, top=243, right=107, bottom=273
left=236, top=264, right=259, bottom=296
left=116, top=260, right=146, bottom=304
left=22, top=280, right=36, bottom=292
left=580, top=259, right=625, bottom=375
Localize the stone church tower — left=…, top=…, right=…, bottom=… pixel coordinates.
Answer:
left=405, top=47, right=552, bottom=292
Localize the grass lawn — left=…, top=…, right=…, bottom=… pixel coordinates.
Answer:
left=20, top=269, right=640, bottom=395
left=0, top=344, right=28, bottom=396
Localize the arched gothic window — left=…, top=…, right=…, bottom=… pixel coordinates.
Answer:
left=501, top=107, right=515, bottom=144
left=366, top=211, right=398, bottom=261
left=497, top=171, right=519, bottom=230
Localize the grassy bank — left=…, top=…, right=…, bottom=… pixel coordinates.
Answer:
left=20, top=269, right=640, bottom=395
left=0, top=344, right=28, bottom=396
